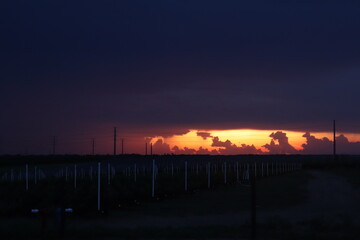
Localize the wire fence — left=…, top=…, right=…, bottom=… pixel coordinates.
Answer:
left=0, top=156, right=302, bottom=216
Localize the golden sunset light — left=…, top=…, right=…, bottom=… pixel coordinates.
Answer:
left=149, top=129, right=360, bottom=154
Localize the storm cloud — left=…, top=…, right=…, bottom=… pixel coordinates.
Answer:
left=1, top=1, right=360, bottom=154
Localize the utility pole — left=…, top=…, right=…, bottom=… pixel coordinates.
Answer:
left=333, top=120, right=336, bottom=157
left=113, top=127, right=117, bottom=156
left=150, top=143, right=153, bottom=155
left=92, top=138, right=95, bottom=155
left=52, top=136, right=56, bottom=155
left=121, top=138, right=124, bottom=155
left=251, top=168, right=257, bottom=240
left=97, top=162, right=101, bottom=211
left=145, top=142, right=147, bottom=155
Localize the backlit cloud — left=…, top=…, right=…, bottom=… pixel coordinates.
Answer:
left=152, top=139, right=171, bottom=154
left=196, top=131, right=212, bottom=140
left=301, top=132, right=360, bottom=154
left=336, top=135, right=360, bottom=154
left=263, top=131, right=297, bottom=154
left=301, top=132, right=332, bottom=154
left=172, top=146, right=196, bottom=155
left=212, top=137, right=262, bottom=155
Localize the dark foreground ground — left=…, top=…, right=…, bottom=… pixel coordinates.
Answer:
left=1, top=167, right=360, bottom=239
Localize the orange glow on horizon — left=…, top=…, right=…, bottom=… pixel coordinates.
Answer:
left=149, top=129, right=360, bottom=153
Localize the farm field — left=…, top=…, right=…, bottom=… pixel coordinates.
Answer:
left=0, top=155, right=359, bottom=239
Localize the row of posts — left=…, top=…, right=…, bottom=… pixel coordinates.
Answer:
left=1, top=160, right=302, bottom=188
left=1, top=160, right=302, bottom=211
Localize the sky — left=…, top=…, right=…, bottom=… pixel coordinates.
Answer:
left=1, top=1, right=360, bottom=155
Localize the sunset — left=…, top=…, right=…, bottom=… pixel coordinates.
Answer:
left=1, top=1, right=360, bottom=239
left=2, top=1, right=360, bottom=156
left=150, top=129, right=360, bottom=154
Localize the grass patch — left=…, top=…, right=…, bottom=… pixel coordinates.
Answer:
left=0, top=171, right=313, bottom=238
left=111, top=170, right=311, bottom=217
left=256, top=170, right=312, bottom=210
left=328, top=167, right=360, bottom=188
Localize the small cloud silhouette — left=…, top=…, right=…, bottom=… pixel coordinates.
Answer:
left=301, top=132, right=332, bottom=154
left=263, top=131, right=297, bottom=154
left=172, top=145, right=218, bottom=155
left=196, top=146, right=218, bottom=155
left=211, top=136, right=262, bottom=154
left=196, top=131, right=212, bottom=140
left=152, top=139, right=171, bottom=154
left=172, top=146, right=197, bottom=154
left=336, top=134, right=360, bottom=154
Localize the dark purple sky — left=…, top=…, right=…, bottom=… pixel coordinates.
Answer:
left=1, top=1, right=360, bottom=154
